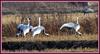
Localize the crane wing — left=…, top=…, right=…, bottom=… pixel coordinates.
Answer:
left=32, top=27, right=42, bottom=34
left=60, top=22, right=76, bottom=30
left=17, top=24, right=23, bottom=29
left=63, top=22, right=75, bottom=28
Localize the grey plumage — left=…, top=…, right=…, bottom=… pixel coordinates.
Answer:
left=60, top=17, right=82, bottom=35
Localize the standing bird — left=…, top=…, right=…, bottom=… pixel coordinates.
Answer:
left=16, top=18, right=31, bottom=36
left=83, top=7, right=94, bottom=15
left=31, top=17, right=49, bottom=37
left=60, top=17, right=82, bottom=35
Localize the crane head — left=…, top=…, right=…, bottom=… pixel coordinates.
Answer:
left=39, top=17, right=41, bottom=20
left=77, top=17, right=79, bottom=19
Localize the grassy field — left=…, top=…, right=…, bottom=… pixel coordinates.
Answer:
left=2, top=13, right=98, bottom=52
left=2, top=34, right=98, bottom=42
left=2, top=13, right=98, bottom=36
left=1, top=2, right=99, bottom=52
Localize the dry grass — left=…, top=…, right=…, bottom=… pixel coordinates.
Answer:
left=43, top=48, right=98, bottom=52
left=2, top=13, right=98, bottom=36
left=2, top=34, right=98, bottom=42
left=2, top=13, right=98, bottom=43
left=2, top=13, right=98, bottom=52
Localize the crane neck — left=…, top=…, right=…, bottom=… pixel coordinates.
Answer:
left=27, top=22, right=30, bottom=26
left=38, top=17, right=41, bottom=27
left=27, top=18, right=30, bottom=26
left=77, top=17, right=79, bottom=24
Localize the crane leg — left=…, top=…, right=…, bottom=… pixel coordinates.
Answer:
left=75, top=31, right=82, bottom=36
left=43, top=29, right=49, bottom=36
left=32, top=33, right=37, bottom=38
left=16, top=31, right=21, bottom=37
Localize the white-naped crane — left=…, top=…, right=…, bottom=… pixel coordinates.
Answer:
left=16, top=18, right=32, bottom=36
left=31, top=17, right=49, bottom=37
left=60, top=17, right=82, bottom=35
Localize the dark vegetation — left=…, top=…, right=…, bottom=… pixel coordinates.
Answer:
left=2, top=40, right=98, bottom=51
